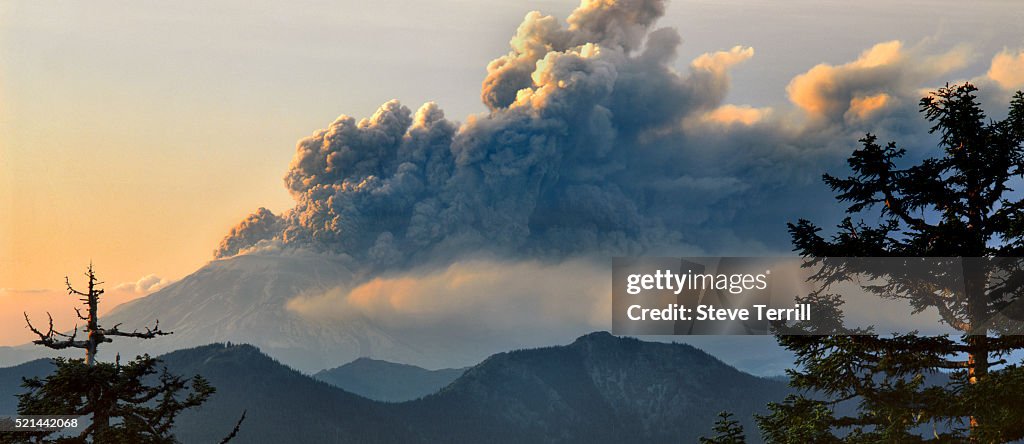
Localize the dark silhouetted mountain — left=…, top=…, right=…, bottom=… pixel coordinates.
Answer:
left=314, top=358, right=466, bottom=402
left=396, top=331, right=789, bottom=443
left=159, top=343, right=414, bottom=443
left=0, top=359, right=53, bottom=415
left=1, top=333, right=792, bottom=443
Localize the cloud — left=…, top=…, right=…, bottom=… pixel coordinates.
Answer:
left=987, top=48, right=1024, bottom=90
left=846, top=93, right=892, bottom=121
left=286, top=258, right=610, bottom=346
left=215, top=0, right=1020, bottom=273
left=214, top=207, right=285, bottom=258
left=480, top=0, right=666, bottom=111
left=0, top=288, right=51, bottom=294
left=114, top=274, right=171, bottom=294
left=701, top=104, right=772, bottom=126
left=218, top=0, right=757, bottom=264
left=691, top=45, right=754, bottom=73
left=786, top=41, right=968, bottom=124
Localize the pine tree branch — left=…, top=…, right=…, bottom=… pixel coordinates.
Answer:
left=936, top=358, right=1006, bottom=369
left=77, top=422, right=96, bottom=442
left=923, top=293, right=972, bottom=332
left=880, top=186, right=930, bottom=233
left=126, top=411, right=164, bottom=438
left=219, top=410, right=246, bottom=444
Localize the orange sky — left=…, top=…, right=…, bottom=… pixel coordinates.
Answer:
left=0, top=94, right=299, bottom=344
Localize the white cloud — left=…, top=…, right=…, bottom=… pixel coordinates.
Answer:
left=987, top=48, right=1024, bottom=90
left=113, top=274, right=170, bottom=294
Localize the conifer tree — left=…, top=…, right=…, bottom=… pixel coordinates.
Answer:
left=2, top=264, right=244, bottom=443
left=700, top=411, right=746, bottom=444
left=758, top=83, right=1024, bottom=442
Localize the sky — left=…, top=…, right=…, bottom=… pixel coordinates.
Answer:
left=2, top=0, right=1024, bottom=346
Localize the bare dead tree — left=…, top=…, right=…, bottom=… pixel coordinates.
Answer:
left=16, top=263, right=244, bottom=443
left=24, top=262, right=170, bottom=365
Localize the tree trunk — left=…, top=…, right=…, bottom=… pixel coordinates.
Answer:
left=86, top=268, right=99, bottom=366
left=89, top=385, right=109, bottom=439
left=965, top=259, right=989, bottom=440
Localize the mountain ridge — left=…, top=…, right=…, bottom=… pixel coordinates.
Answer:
left=0, top=332, right=789, bottom=443
left=313, top=357, right=467, bottom=402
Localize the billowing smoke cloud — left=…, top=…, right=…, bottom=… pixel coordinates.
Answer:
left=481, top=0, right=666, bottom=111
left=215, top=207, right=285, bottom=258
left=218, top=0, right=746, bottom=264
left=216, top=0, right=1022, bottom=269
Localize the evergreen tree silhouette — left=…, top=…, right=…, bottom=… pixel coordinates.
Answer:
left=700, top=411, right=746, bottom=444
left=758, top=83, right=1024, bottom=442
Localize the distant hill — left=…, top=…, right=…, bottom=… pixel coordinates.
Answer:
left=160, top=344, right=412, bottom=443
left=0, top=333, right=791, bottom=443
left=0, top=359, right=54, bottom=415
left=396, top=332, right=788, bottom=443
left=314, top=358, right=466, bottom=402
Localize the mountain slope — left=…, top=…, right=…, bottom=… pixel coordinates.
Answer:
left=399, top=332, right=788, bottom=443
left=313, top=358, right=466, bottom=402
left=1, top=333, right=791, bottom=443
left=161, top=344, right=416, bottom=443
left=0, top=359, right=54, bottom=415
left=94, top=253, right=540, bottom=372
left=88, top=252, right=516, bottom=373
left=100, top=254, right=396, bottom=373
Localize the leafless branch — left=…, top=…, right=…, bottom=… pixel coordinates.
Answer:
left=103, top=320, right=172, bottom=339
left=24, top=312, right=87, bottom=350
left=65, top=276, right=89, bottom=297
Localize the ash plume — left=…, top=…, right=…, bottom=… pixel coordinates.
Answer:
left=216, top=0, right=1017, bottom=268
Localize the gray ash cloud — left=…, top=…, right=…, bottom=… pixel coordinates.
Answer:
left=216, top=0, right=1004, bottom=266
